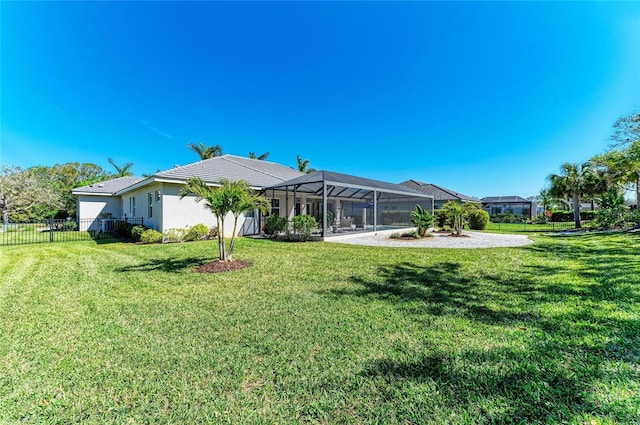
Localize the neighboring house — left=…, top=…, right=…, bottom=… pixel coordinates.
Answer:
left=399, top=180, right=480, bottom=209
left=73, top=155, right=433, bottom=239
left=481, top=196, right=538, bottom=218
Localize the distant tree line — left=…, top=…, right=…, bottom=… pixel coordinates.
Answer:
left=1, top=140, right=318, bottom=224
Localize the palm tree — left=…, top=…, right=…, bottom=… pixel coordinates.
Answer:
left=548, top=162, right=594, bottom=229
left=296, top=155, right=316, bottom=174
left=248, top=152, right=270, bottom=161
left=107, top=158, right=134, bottom=177
left=179, top=177, right=270, bottom=261
left=187, top=142, right=223, bottom=160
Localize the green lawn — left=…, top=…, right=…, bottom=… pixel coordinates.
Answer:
left=1, top=234, right=638, bottom=424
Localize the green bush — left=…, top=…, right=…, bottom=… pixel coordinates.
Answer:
left=467, top=209, right=490, bottom=230
left=114, top=221, right=134, bottom=239
left=434, top=210, right=448, bottom=228
left=291, top=215, right=318, bottom=241
left=549, top=210, right=597, bottom=222
left=411, top=205, right=433, bottom=237
left=140, top=229, right=163, bottom=244
left=163, top=228, right=187, bottom=243
left=265, top=215, right=288, bottom=236
left=596, top=206, right=628, bottom=229
left=185, top=223, right=209, bottom=241
left=130, top=225, right=148, bottom=242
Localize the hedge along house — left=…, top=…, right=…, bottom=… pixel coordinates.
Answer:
left=263, top=171, right=434, bottom=238
left=399, top=180, right=480, bottom=209
left=73, top=155, right=305, bottom=236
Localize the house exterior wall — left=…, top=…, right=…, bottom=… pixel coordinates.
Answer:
left=77, top=195, right=122, bottom=231
left=160, top=183, right=259, bottom=237
left=122, top=183, right=164, bottom=231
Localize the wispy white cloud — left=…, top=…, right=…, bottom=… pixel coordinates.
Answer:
left=138, top=119, right=175, bottom=140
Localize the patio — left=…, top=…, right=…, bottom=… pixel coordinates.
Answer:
left=262, top=170, right=434, bottom=239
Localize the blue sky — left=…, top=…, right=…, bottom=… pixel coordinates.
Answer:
left=1, top=1, right=638, bottom=198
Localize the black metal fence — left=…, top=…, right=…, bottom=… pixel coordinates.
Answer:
left=485, top=219, right=595, bottom=233
left=0, top=218, right=143, bottom=246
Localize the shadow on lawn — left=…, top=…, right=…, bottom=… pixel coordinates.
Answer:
left=115, top=256, right=210, bottom=273
left=327, top=234, right=640, bottom=422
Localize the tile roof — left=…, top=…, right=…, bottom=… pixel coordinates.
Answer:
left=72, top=176, right=144, bottom=195
left=399, top=180, right=480, bottom=202
left=153, top=155, right=304, bottom=188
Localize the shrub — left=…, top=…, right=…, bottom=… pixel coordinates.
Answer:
left=549, top=210, right=597, bottom=222
left=411, top=205, right=434, bottom=237
left=434, top=210, right=448, bottom=228
left=534, top=214, right=549, bottom=224
left=114, top=221, right=134, bottom=239
left=467, top=209, right=489, bottom=230
left=54, top=220, right=78, bottom=231
left=209, top=226, right=219, bottom=239
left=140, top=229, right=163, bottom=244
left=185, top=223, right=209, bottom=241
left=265, top=215, right=288, bottom=236
left=163, top=228, right=187, bottom=243
left=291, top=215, right=318, bottom=241
left=130, top=225, right=148, bottom=242
left=596, top=206, right=628, bottom=229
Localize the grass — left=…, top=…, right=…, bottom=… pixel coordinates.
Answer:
left=1, top=233, right=639, bottom=424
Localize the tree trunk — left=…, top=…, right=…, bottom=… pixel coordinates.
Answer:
left=217, top=216, right=226, bottom=261
left=572, top=192, right=582, bottom=229
left=228, top=216, right=240, bottom=261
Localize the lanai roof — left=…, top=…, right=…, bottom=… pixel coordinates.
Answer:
left=399, top=180, right=479, bottom=202
left=264, top=170, right=433, bottom=200
left=481, top=196, right=531, bottom=203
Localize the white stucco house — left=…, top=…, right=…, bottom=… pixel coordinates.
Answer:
left=73, top=155, right=433, bottom=239
left=73, top=155, right=304, bottom=237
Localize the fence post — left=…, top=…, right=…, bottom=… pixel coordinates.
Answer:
left=49, top=218, right=54, bottom=243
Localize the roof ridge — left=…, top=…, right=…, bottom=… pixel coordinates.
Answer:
left=222, top=156, right=291, bottom=182
left=154, top=155, right=231, bottom=176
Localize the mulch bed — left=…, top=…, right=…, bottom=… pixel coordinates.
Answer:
left=195, top=259, right=252, bottom=274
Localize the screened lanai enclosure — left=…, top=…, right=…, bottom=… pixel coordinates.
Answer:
left=262, top=171, right=434, bottom=238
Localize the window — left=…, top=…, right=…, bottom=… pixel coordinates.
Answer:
left=270, top=198, right=280, bottom=216
left=130, top=197, right=136, bottom=216
left=245, top=209, right=255, bottom=218
left=148, top=193, right=153, bottom=219
left=155, top=190, right=161, bottom=202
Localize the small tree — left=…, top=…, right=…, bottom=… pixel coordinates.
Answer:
left=410, top=205, right=433, bottom=237
left=441, top=201, right=477, bottom=235
left=180, top=177, right=269, bottom=261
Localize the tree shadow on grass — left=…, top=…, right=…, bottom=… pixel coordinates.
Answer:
left=321, top=238, right=640, bottom=422
left=114, top=256, right=210, bottom=273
